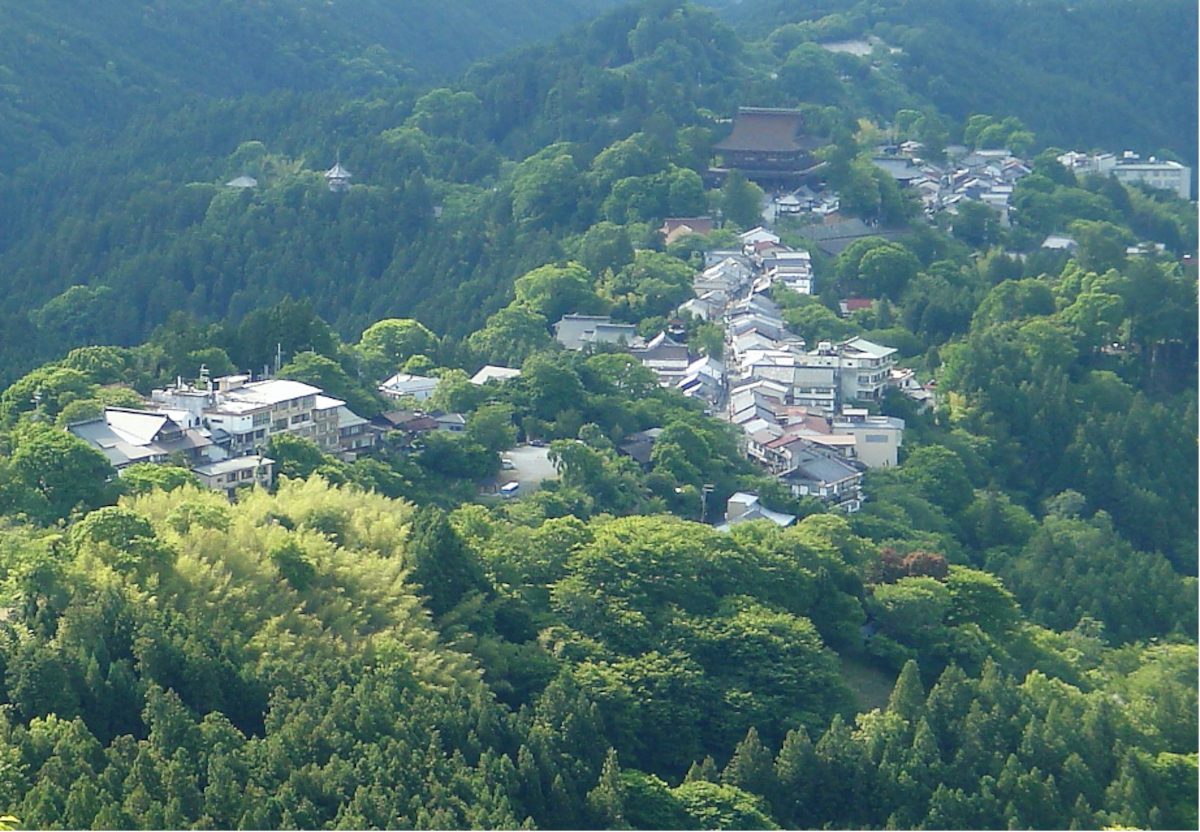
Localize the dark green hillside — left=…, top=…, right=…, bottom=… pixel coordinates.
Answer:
left=0, top=0, right=624, bottom=171
left=0, top=1, right=752, bottom=385
left=720, top=0, right=1199, bottom=164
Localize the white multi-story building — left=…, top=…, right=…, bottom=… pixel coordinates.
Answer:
left=795, top=337, right=897, bottom=406
left=1111, top=156, right=1192, bottom=200
left=153, top=375, right=343, bottom=457
left=1059, top=150, right=1192, bottom=200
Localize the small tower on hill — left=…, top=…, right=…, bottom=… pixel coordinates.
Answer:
left=325, top=153, right=352, bottom=192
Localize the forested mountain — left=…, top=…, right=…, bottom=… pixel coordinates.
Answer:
left=0, top=0, right=1195, bottom=829
left=0, top=0, right=623, bottom=171
left=719, top=0, right=1199, bottom=165
left=0, top=0, right=749, bottom=385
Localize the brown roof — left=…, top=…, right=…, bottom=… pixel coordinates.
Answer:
left=661, top=217, right=714, bottom=236
left=715, top=108, right=806, bottom=153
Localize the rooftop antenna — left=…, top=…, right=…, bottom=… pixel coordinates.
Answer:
left=275, top=343, right=283, bottom=374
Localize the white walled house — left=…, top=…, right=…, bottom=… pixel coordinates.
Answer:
left=378, top=372, right=440, bottom=402
left=193, top=455, right=275, bottom=496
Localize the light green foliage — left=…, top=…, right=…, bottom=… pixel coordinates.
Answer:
left=952, top=200, right=1001, bottom=249
left=406, top=88, right=482, bottom=137
left=356, top=318, right=437, bottom=382
left=783, top=301, right=856, bottom=346
left=466, top=304, right=553, bottom=367
left=121, top=464, right=201, bottom=496
left=671, top=780, right=778, bottom=830
left=575, top=221, right=636, bottom=277
left=58, top=346, right=134, bottom=385
left=869, top=577, right=951, bottom=643
left=429, top=368, right=489, bottom=414
left=513, top=262, right=603, bottom=323
left=0, top=366, right=96, bottom=425
left=69, top=505, right=174, bottom=577
left=30, top=285, right=127, bottom=350
left=126, top=476, right=472, bottom=688
left=855, top=243, right=921, bottom=299
left=895, top=445, right=975, bottom=518
left=603, top=249, right=696, bottom=321
left=8, top=423, right=116, bottom=522
left=1067, top=219, right=1131, bottom=274
left=511, top=144, right=583, bottom=230
left=589, top=133, right=662, bottom=192
left=779, top=43, right=842, bottom=105
left=963, top=114, right=1034, bottom=155
left=943, top=566, right=1020, bottom=635
left=584, top=353, right=661, bottom=398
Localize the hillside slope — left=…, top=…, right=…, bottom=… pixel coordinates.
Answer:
left=720, top=0, right=1198, bottom=164
left=0, top=0, right=624, bottom=171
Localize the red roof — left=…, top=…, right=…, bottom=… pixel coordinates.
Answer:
left=843, top=298, right=875, bottom=312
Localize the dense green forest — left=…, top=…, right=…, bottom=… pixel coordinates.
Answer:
left=721, top=0, right=1198, bottom=166
left=0, top=0, right=1195, bottom=828
left=0, top=0, right=625, bottom=172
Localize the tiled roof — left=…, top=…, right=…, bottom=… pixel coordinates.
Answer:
left=715, top=109, right=807, bottom=153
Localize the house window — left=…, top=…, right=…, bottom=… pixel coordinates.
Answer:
left=273, top=419, right=287, bottom=431
left=252, top=412, right=270, bottom=427
left=865, top=434, right=889, bottom=443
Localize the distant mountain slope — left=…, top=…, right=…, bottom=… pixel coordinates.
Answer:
left=0, top=0, right=624, bottom=171
left=0, top=0, right=747, bottom=385
left=718, top=0, right=1198, bottom=163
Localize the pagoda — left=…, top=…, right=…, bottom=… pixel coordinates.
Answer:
left=324, top=157, right=352, bottom=192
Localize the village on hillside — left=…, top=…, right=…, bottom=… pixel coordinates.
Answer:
left=65, top=106, right=1192, bottom=522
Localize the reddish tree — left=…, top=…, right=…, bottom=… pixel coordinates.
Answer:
left=902, top=550, right=950, bottom=580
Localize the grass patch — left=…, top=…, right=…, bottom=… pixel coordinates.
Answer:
left=839, top=654, right=897, bottom=713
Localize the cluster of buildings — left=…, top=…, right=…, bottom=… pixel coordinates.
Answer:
left=719, top=289, right=909, bottom=514
left=671, top=227, right=936, bottom=523
left=1056, top=150, right=1191, bottom=200
left=545, top=215, right=931, bottom=523
left=866, top=144, right=1031, bottom=224
left=864, top=143, right=1192, bottom=227
left=68, top=372, right=375, bottom=497
left=377, top=364, right=522, bottom=404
